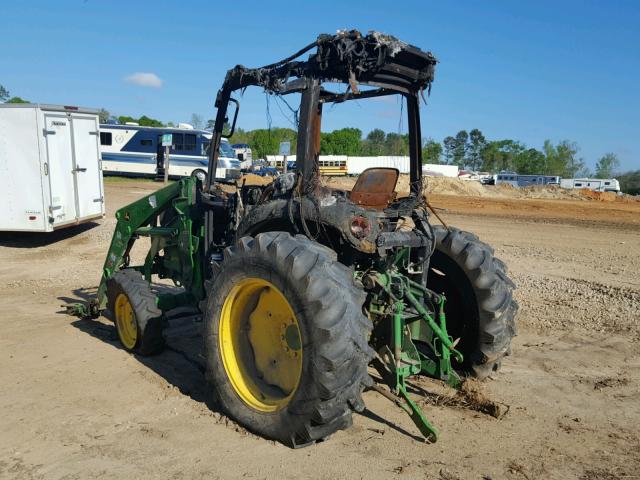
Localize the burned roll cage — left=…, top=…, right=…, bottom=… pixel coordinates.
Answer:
left=206, top=30, right=438, bottom=195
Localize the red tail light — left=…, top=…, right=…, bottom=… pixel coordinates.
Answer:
left=350, top=216, right=371, bottom=239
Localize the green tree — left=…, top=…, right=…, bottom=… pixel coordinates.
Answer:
left=595, top=152, right=620, bottom=178
left=453, top=130, right=469, bottom=167
left=116, top=115, right=164, bottom=127
left=617, top=170, right=640, bottom=195
left=246, top=128, right=297, bottom=159
left=117, top=115, right=137, bottom=125
left=98, top=109, right=110, bottom=123
left=382, top=132, right=408, bottom=155
left=543, top=140, right=585, bottom=177
left=190, top=113, right=203, bottom=129
left=480, top=139, right=526, bottom=172
left=0, top=85, right=9, bottom=102
left=138, top=115, right=164, bottom=127
left=514, top=148, right=546, bottom=174
left=422, top=138, right=442, bottom=164
left=362, top=128, right=386, bottom=155
left=321, top=128, right=362, bottom=155
left=6, top=96, right=28, bottom=104
left=229, top=127, right=251, bottom=145
left=443, top=136, right=456, bottom=165
left=250, top=130, right=278, bottom=159
left=467, top=129, right=486, bottom=171
left=206, top=119, right=215, bottom=130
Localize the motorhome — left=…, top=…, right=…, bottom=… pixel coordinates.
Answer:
left=100, top=124, right=240, bottom=181
left=231, top=143, right=253, bottom=164
left=495, top=172, right=560, bottom=187
left=0, top=104, right=105, bottom=232
left=560, top=178, right=620, bottom=193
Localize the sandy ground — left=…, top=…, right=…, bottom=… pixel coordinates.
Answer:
left=1, top=178, right=639, bottom=480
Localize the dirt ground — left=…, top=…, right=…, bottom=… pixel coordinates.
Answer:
left=1, top=178, right=639, bottom=480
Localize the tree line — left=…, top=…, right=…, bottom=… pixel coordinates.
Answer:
left=229, top=126, right=625, bottom=180
left=0, top=85, right=28, bottom=104
left=425, top=129, right=623, bottom=179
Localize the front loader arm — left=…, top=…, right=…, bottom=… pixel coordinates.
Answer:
left=66, top=181, right=189, bottom=318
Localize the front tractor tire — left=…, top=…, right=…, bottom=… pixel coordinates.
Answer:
left=106, top=269, right=165, bottom=356
left=203, top=232, right=373, bottom=448
left=428, top=226, right=518, bottom=379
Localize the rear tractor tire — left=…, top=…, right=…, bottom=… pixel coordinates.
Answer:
left=203, top=232, right=373, bottom=448
left=106, top=269, right=165, bottom=355
left=427, top=226, right=518, bottom=379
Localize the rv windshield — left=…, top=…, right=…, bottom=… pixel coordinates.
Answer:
left=219, top=141, right=236, bottom=159
left=203, top=139, right=237, bottom=159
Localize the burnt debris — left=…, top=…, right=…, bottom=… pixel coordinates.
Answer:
left=220, top=30, right=438, bottom=97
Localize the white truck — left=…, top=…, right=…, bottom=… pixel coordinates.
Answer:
left=0, top=104, right=105, bottom=232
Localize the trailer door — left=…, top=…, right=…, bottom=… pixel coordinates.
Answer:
left=71, top=115, right=104, bottom=218
left=44, top=114, right=78, bottom=225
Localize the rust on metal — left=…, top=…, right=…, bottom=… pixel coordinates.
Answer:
left=350, top=168, right=399, bottom=209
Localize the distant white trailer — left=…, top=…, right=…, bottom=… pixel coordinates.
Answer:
left=264, top=156, right=459, bottom=177
left=495, top=173, right=560, bottom=187
left=347, top=156, right=409, bottom=175
left=422, top=164, right=459, bottom=178
left=560, top=178, right=620, bottom=193
left=0, top=104, right=105, bottom=232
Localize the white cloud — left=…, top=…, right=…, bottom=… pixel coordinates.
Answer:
left=124, top=72, right=163, bottom=88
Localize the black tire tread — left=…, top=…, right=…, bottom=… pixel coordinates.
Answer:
left=106, top=269, right=165, bottom=355
left=432, top=226, right=518, bottom=378
left=204, top=232, right=373, bottom=447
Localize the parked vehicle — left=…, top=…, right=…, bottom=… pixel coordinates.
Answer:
left=248, top=159, right=278, bottom=176
left=253, top=166, right=279, bottom=177
left=100, top=124, right=240, bottom=181
left=560, top=178, right=620, bottom=193
left=318, top=156, right=348, bottom=175
left=0, top=104, right=105, bottom=232
left=267, top=155, right=420, bottom=176
left=495, top=172, right=560, bottom=187
left=231, top=143, right=252, bottom=163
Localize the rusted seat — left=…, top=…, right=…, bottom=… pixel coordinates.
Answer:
left=350, top=168, right=399, bottom=209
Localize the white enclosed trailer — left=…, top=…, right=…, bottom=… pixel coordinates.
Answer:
left=0, top=104, right=105, bottom=232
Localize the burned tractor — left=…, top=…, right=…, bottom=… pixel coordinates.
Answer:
left=70, top=31, right=517, bottom=446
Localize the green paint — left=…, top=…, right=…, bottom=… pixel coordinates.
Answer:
left=364, top=247, right=464, bottom=441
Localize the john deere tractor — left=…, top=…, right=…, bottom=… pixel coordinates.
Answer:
left=70, top=31, right=517, bottom=447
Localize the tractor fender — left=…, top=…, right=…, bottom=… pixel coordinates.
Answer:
left=236, top=196, right=380, bottom=254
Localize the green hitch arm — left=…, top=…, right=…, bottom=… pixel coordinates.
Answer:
left=397, top=383, right=438, bottom=442
left=404, top=288, right=463, bottom=364
left=393, top=300, right=403, bottom=388
left=367, top=269, right=463, bottom=442
left=372, top=271, right=442, bottom=442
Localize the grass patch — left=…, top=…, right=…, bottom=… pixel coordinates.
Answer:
left=103, top=175, right=172, bottom=184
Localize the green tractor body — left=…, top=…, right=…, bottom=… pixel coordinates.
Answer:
left=69, top=31, right=518, bottom=446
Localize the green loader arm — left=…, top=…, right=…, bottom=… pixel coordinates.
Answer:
left=65, top=180, right=191, bottom=318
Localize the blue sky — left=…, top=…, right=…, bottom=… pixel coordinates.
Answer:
left=2, top=0, right=638, bottom=171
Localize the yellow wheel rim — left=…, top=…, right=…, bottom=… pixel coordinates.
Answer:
left=219, top=278, right=303, bottom=413
left=114, top=293, right=138, bottom=349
